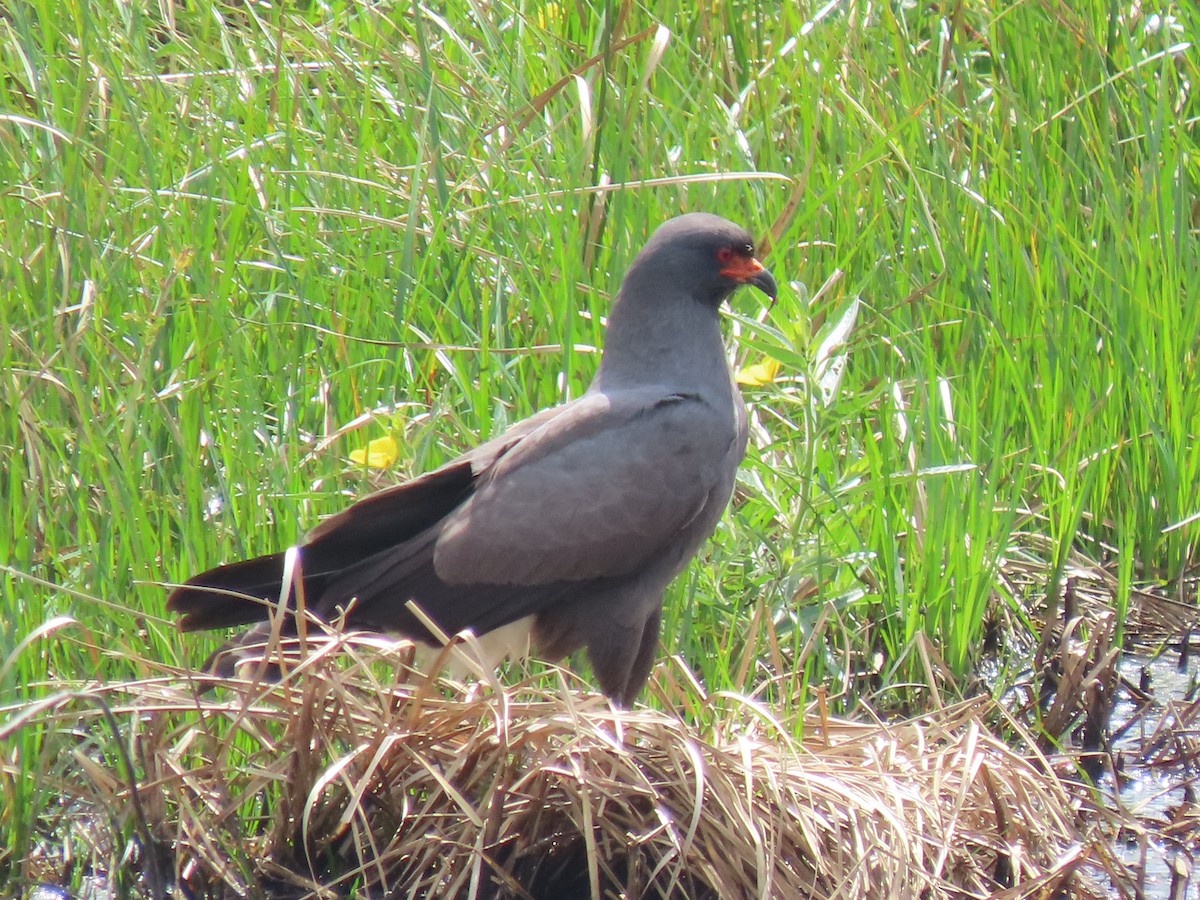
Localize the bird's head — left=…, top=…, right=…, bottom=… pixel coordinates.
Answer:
left=630, top=212, right=778, bottom=307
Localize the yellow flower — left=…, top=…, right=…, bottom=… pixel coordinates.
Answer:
left=349, top=435, right=399, bottom=469
left=536, top=2, right=561, bottom=28
left=735, top=357, right=781, bottom=386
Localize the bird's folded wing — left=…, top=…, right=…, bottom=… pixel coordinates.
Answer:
left=430, top=387, right=739, bottom=586
left=301, top=403, right=567, bottom=562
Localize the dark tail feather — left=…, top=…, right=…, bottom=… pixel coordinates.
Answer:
left=167, top=461, right=476, bottom=636
left=166, top=551, right=291, bottom=631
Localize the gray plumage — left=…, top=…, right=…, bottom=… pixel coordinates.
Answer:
left=167, top=212, right=777, bottom=705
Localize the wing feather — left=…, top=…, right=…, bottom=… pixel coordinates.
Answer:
left=432, top=389, right=739, bottom=585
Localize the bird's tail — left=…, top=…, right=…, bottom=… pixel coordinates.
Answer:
left=166, top=551, right=297, bottom=631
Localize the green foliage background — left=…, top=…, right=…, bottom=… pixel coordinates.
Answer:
left=1, top=1, right=1197, bottom=862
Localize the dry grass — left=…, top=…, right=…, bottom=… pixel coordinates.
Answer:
left=3, top=632, right=1132, bottom=899
left=1001, top=533, right=1200, bottom=648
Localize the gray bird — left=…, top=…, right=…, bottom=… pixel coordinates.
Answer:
left=167, top=212, right=777, bottom=706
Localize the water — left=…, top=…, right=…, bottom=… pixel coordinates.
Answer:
left=1107, top=650, right=1200, bottom=898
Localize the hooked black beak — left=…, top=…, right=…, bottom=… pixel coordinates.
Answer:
left=720, top=256, right=778, bottom=301
left=748, top=266, right=777, bottom=301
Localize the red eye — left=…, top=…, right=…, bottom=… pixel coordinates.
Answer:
left=716, top=246, right=735, bottom=264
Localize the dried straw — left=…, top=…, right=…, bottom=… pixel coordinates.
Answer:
left=5, top=635, right=1119, bottom=898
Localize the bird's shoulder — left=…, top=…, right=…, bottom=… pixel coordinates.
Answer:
left=474, top=385, right=736, bottom=478
left=429, top=385, right=743, bottom=585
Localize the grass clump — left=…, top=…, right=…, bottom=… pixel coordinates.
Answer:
left=3, top=639, right=1122, bottom=898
